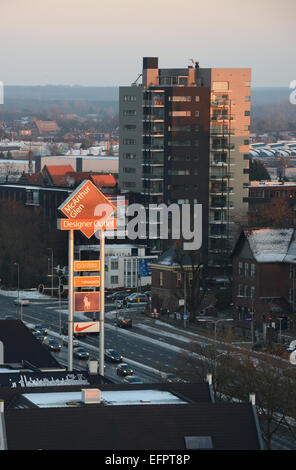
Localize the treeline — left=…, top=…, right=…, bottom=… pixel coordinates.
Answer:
left=0, top=201, right=67, bottom=289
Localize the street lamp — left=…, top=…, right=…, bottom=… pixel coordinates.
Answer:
left=48, top=273, right=63, bottom=334
left=13, top=262, right=23, bottom=321
left=47, top=248, right=54, bottom=297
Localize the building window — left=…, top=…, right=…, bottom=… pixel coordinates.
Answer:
left=169, top=111, right=191, bottom=117
left=123, top=139, right=136, bottom=145
left=244, top=110, right=250, bottom=116
left=213, top=81, right=229, bottom=91
left=123, top=110, right=136, bottom=116
left=169, top=96, right=191, bottom=102
left=123, top=153, right=136, bottom=159
left=244, top=139, right=249, bottom=145
left=194, top=111, right=200, bottom=117
left=250, top=264, right=255, bottom=277
left=111, top=276, right=119, bottom=284
left=238, top=262, right=243, bottom=275
left=290, top=264, right=295, bottom=280
left=123, top=95, right=136, bottom=101
left=111, top=260, right=119, bottom=270
left=238, top=284, right=243, bottom=296
left=123, top=167, right=136, bottom=173
left=244, top=285, right=248, bottom=297
left=195, top=96, right=200, bottom=102
left=123, top=124, right=137, bottom=130
left=250, top=286, right=255, bottom=299
left=244, top=263, right=249, bottom=277
left=160, top=272, right=163, bottom=286
left=289, top=288, right=294, bottom=304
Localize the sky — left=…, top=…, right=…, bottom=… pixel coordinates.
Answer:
left=0, top=0, right=295, bottom=87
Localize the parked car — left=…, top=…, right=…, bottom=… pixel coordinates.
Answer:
left=123, top=375, right=143, bottom=384
left=44, top=339, right=62, bottom=352
left=34, top=324, right=47, bottom=336
left=32, top=331, right=46, bottom=342
left=14, top=299, right=30, bottom=306
left=116, top=363, right=134, bottom=376
left=105, top=349, right=123, bottom=363
left=73, top=347, right=89, bottom=360
left=113, top=317, right=132, bottom=328
left=124, top=293, right=148, bottom=307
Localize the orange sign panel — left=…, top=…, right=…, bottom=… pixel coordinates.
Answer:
left=57, top=217, right=117, bottom=233
left=74, top=260, right=100, bottom=272
left=74, top=276, right=100, bottom=288
left=74, top=292, right=100, bottom=312
left=58, top=179, right=116, bottom=238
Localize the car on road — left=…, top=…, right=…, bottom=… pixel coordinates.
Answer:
left=62, top=336, right=79, bottom=348
left=106, top=291, right=130, bottom=301
left=113, top=317, right=132, bottom=328
left=116, top=363, right=134, bottom=376
left=124, top=293, right=148, bottom=308
left=104, top=349, right=123, bottom=363
left=32, top=331, right=46, bottom=342
left=73, top=347, right=89, bottom=360
left=123, top=375, right=143, bottom=384
left=164, top=373, right=184, bottom=383
left=14, top=299, right=30, bottom=306
left=44, top=339, right=62, bottom=352
left=34, top=324, right=47, bottom=336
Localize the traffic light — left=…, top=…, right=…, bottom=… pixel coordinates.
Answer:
left=38, top=284, right=44, bottom=293
left=267, top=315, right=272, bottom=322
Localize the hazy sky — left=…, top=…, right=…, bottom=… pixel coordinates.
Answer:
left=0, top=0, right=295, bottom=87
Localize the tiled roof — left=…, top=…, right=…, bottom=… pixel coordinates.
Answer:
left=0, top=320, right=62, bottom=370
left=4, top=401, right=262, bottom=450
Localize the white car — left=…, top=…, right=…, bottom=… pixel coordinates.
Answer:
left=14, top=299, right=30, bottom=306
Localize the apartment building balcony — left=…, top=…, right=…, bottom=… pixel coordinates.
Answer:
left=142, top=115, right=164, bottom=122
left=211, top=100, right=230, bottom=107
left=142, top=100, right=165, bottom=107
left=142, top=144, right=164, bottom=152
left=211, top=143, right=235, bottom=151
left=211, top=115, right=234, bottom=122
left=210, top=157, right=235, bottom=166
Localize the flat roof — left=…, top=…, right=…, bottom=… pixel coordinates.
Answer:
left=22, top=389, right=188, bottom=408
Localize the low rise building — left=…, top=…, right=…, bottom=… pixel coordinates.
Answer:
left=232, top=228, right=296, bottom=341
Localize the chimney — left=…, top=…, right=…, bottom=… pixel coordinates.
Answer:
left=206, top=373, right=212, bottom=385
left=81, top=388, right=101, bottom=404
left=88, top=359, right=98, bottom=375
left=0, top=400, right=7, bottom=450
left=28, top=150, right=33, bottom=176
left=249, top=393, right=256, bottom=405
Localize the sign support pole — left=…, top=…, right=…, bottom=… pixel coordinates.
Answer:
left=68, top=229, right=74, bottom=371
left=99, top=228, right=105, bottom=376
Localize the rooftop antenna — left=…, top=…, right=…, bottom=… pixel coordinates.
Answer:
left=132, top=73, right=142, bottom=86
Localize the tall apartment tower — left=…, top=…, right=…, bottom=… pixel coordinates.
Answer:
left=119, top=57, right=251, bottom=269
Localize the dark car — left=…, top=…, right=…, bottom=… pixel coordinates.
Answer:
left=116, top=363, right=134, bottom=376
left=32, top=331, right=46, bottom=343
left=113, top=317, right=132, bottom=328
left=44, top=339, right=62, bottom=352
left=34, top=324, right=47, bottom=336
left=105, top=349, right=123, bottom=363
left=73, top=347, right=89, bottom=360
left=123, top=375, right=143, bottom=384
left=164, top=373, right=184, bottom=383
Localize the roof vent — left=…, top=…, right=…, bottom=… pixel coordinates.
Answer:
left=81, top=388, right=101, bottom=405
left=184, top=436, right=213, bottom=450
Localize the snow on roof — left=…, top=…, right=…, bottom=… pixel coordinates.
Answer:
left=22, top=389, right=188, bottom=408
left=246, top=228, right=294, bottom=263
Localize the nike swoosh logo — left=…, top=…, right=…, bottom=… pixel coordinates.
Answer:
left=75, top=323, right=97, bottom=332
